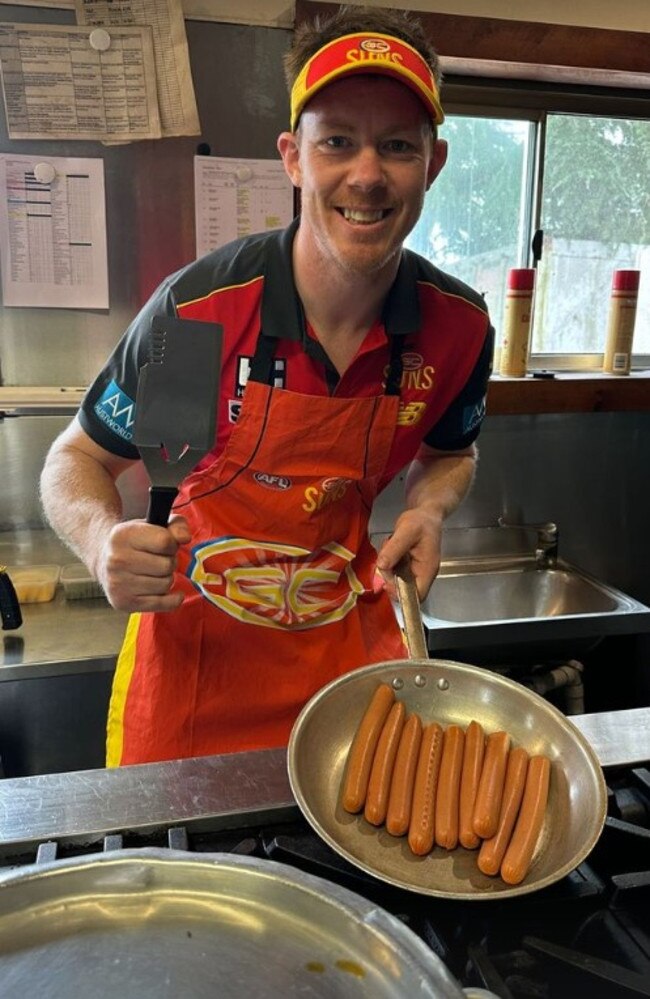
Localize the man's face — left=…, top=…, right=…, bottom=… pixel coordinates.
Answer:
left=278, top=75, right=447, bottom=279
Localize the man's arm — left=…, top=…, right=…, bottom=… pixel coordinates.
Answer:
left=375, top=441, right=477, bottom=599
left=40, top=416, right=190, bottom=612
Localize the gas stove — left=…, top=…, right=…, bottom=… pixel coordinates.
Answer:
left=1, top=742, right=649, bottom=998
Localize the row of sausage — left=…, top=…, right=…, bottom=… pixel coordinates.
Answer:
left=341, top=683, right=551, bottom=885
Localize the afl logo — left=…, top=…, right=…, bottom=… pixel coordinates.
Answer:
left=402, top=351, right=424, bottom=371
left=254, top=472, right=291, bottom=490
left=360, top=38, right=391, bottom=53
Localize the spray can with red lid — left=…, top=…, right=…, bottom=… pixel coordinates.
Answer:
left=499, top=268, right=536, bottom=378
left=602, top=269, right=640, bottom=376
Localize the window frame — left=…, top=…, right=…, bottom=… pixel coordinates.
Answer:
left=439, top=77, right=650, bottom=371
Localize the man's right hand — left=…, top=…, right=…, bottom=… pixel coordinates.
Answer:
left=97, top=516, right=192, bottom=613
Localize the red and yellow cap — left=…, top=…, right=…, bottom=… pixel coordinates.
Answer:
left=290, top=31, right=444, bottom=131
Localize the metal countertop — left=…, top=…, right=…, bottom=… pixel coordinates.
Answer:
left=0, top=530, right=128, bottom=674
left=0, top=749, right=296, bottom=854
left=1, top=709, right=649, bottom=853
left=571, top=707, right=650, bottom=769
left=1, top=588, right=127, bottom=674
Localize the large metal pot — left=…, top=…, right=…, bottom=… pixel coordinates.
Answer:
left=287, top=568, right=607, bottom=900
left=0, top=849, right=488, bottom=998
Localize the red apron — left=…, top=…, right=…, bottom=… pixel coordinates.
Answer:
left=106, top=332, right=407, bottom=765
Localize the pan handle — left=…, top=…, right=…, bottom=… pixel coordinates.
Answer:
left=394, top=559, right=429, bottom=660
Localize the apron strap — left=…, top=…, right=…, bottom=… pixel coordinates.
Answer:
left=384, top=333, right=405, bottom=397
left=249, top=331, right=278, bottom=386
left=249, top=329, right=405, bottom=396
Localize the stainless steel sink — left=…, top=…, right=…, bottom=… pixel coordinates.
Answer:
left=374, top=523, right=650, bottom=652
left=420, top=556, right=650, bottom=630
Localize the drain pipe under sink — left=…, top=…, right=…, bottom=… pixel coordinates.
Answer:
left=522, top=659, right=585, bottom=714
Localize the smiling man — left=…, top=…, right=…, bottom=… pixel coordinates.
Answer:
left=40, top=6, right=494, bottom=766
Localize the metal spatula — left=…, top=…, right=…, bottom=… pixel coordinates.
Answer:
left=133, top=315, right=222, bottom=526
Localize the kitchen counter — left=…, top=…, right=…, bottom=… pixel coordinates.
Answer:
left=0, top=748, right=296, bottom=854
left=0, top=531, right=127, bottom=777
left=0, top=528, right=127, bottom=677
left=1, top=587, right=127, bottom=676
left=0, top=708, right=649, bottom=853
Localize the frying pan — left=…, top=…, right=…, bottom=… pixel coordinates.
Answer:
left=287, top=562, right=607, bottom=900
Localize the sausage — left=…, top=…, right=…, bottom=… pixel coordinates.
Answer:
left=477, top=746, right=529, bottom=876
left=435, top=724, right=465, bottom=850
left=458, top=720, right=486, bottom=850
left=472, top=730, right=511, bottom=839
left=364, top=701, right=406, bottom=826
left=386, top=713, right=423, bottom=836
left=500, top=754, right=551, bottom=885
left=341, top=683, right=395, bottom=813
left=408, top=722, right=444, bottom=856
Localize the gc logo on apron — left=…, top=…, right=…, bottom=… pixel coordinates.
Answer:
left=189, top=537, right=364, bottom=629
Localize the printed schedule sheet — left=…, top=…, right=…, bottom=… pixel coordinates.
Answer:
left=194, top=156, right=294, bottom=258
left=0, top=21, right=161, bottom=141
left=75, top=0, right=200, bottom=137
left=0, top=155, right=109, bottom=309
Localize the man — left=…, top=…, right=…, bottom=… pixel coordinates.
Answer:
left=40, top=6, right=493, bottom=765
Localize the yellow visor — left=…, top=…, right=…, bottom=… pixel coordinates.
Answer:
left=290, top=31, right=444, bottom=131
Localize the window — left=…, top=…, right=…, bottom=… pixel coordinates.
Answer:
left=406, top=82, right=650, bottom=370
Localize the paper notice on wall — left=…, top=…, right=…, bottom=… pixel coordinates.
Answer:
left=75, top=0, right=200, bottom=137
left=0, top=22, right=161, bottom=141
left=0, top=155, right=109, bottom=309
left=194, top=156, right=294, bottom=259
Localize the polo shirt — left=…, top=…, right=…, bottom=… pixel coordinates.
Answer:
left=80, top=219, right=493, bottom=491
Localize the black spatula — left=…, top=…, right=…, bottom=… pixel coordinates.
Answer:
left=133, top=315, right=222, bottom=526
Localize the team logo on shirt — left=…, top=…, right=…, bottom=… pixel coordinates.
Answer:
left=382, top=352, right=435, bottom=392
left=229, top=354, right=287, bottom=424
left=302, top=477, right=352, bottom=514
left=93, top=379, right=136, bottom=442
left=396, top=401, right=427, bottom=426
left=188, top=537, right=364, bottom=629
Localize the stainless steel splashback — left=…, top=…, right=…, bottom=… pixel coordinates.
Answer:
left=0, top=415, right=150, bottom=536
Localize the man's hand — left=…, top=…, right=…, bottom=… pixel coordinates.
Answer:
left=375, top=508, right=443, bottom=601
left=374, top=443, right=477, bottom=602
left=96, top=516, right=192, bottom=613
left=39, top=419, right=194, bottom=614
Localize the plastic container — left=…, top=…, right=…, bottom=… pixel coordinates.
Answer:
left=8, top=565, right=60, bottom=604
left=499, top=268, right=536, bottom=378
left=602, top=269, right=641, bottom=375
left=61, top=563, right=105, bottom=601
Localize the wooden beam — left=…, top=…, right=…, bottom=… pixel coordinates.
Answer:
left=487, top=374, right=650, bottom=415
left=295, top=2, right=650, bottom=79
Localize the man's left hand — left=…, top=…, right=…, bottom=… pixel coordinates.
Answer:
left=374, top=507, right=443, bottom=601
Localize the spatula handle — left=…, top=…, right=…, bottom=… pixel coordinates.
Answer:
left=146, top=486, right=179, bottom=527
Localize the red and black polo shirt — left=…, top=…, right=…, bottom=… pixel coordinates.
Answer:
left=80, top=219, right=493, bottom=491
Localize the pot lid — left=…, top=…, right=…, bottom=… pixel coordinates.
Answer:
left=0, top=848, right=470, bottom=998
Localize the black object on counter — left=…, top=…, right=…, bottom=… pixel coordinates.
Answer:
left=0, top=566, right=22, bottom=630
